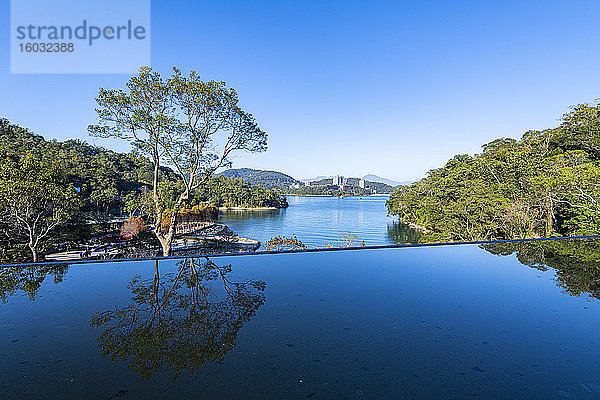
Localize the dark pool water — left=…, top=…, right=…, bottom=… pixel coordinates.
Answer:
left=2, top=239, right=600, bottom=399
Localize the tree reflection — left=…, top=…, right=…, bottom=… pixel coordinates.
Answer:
left=482, top=238, right=600, bottom=300
left=0, top=263, right=69, bottom=302
left=387, top=221, right=421, bottom=244
left=89, top=257, right=266, bottom=379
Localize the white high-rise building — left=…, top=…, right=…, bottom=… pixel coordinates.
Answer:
left=358, top=178, right=365, bottom=188
left=333, top=175, right=344, bottom=186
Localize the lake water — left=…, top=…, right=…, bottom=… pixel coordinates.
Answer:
left=218, top=195, right=419, bottom=247
left=3, top=238, right=600, bottom=399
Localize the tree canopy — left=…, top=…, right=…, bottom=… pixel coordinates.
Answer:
left=0, top=116, right=282, bottom=263
left=0, top=152, right=79, bottom=261
left=387, top=103, right=600, bottom=242
left=89, top=67, right=268, bottom=255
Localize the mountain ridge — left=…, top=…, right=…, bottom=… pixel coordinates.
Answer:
left=219, top=168, right=411, bottom=189
left=361, top=174, right=411, bottom=187
left=218, top=168, right=302, bottom=188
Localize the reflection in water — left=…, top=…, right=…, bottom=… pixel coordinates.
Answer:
left=0, top=263, right=69, bottom=302
left=483, top=238, right=600, bottom=300
left=218, top=209, right=284, bottom=223
left=88, top=257, right=266, bottom=379
left=4, top=238, right=600, bottom=384
left=386, top=221, right=421, bottom=244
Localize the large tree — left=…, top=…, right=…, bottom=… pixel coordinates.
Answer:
left=0, top=153, right=79, bottom=262
left=88, top=67, right=267, bottom=256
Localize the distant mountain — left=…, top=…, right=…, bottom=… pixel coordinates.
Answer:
left=219, top=168, right=302, bottom=189
left=301, top=174, right=410, bottom=187
left=218, top=169, right=410, bottom=190
left=362, top=174, right=410, bottom=187
left=300, top=175, right=333, bottom=182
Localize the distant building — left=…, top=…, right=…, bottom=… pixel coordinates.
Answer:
left=333, top=175, right=344, bottom=186
left=304, top=181, right=311, bottom=187
left=358, top=178, right=365, bottom=188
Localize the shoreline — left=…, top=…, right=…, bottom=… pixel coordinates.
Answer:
left=218, top=206, right=279, bottom=211
left=284, top=194, right=392, bottom=197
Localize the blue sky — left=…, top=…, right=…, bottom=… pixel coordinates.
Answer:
left=1, top=0, right=600, bottom=181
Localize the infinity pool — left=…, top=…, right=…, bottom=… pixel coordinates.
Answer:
left=2, top=239, right=600, bottom=399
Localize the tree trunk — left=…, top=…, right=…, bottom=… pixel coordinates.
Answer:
left=160, top=238, right=171, bottom=257
left=154, top=218, right=177, bottom=257
left=546, top=197, right=553, bottom=237
left=29, top=243, right=39, bottom=263
left=157, top=207, right=181, bottom=257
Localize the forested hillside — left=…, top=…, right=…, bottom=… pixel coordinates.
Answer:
left=193, top=176, right=288, bottom=208
left=305, top=177, right=395, bottom=194
left=387, top=103, right=600, bottom=243
left=219, top=168, right=301, bottom=188
left=0, top=119, right=286, bottom=262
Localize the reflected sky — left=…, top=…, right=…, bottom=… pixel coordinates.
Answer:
left=2, top=240, right=600, bottom=399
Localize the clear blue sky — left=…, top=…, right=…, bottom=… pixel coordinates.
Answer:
left=2, top=0, right=600, bottom=181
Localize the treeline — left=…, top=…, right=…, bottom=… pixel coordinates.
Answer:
left=192, top=175, right=288, bottom=208
left=0, top=119, right=161, bottom=262
left=346, top=178, right=396, bottom=194
left=0, top=119, right=286, bottom=262
left=296, top=178, right=395, bottom=195
left=219, top=168, right=301, bottom=189
left=286, top=185, right=371, bottom=196
left=287, top=179, right=394, bottom=196
left=386, top=102, right=600, bottom=242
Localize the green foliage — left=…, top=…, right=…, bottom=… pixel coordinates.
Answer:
left=287, top=185, right=368, bottom=196
left=0, top=118, right=176, bottom=262
left=387, top=102, right=600, bottom=242
left=287, top=178, right=395, bottom=196
left=88, top=66, right=269, bottom=255
left=0, top=116, right=282, bottom=262
left=191, top=175, right=288, bottom=208
left=263, top=236, right=307, bottom=251
left=345, top=178, right=396, bottom=194
left=219, top=168, right=301, bottom=189
left=0, top=152, right=79, bottom=261
left=0, top=118, right=175, bottom=211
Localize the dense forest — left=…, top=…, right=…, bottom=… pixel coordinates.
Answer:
left=219, top=168, right=301, bottom=189
left=0, top=119, right=286, bottom=262
left=287, top=178, right=395, bottom=196
left=387, top=102, right=600, bottom=242
left=192, top=175, right=288, bottom=208
left=286, top=184, right=370, bottom=196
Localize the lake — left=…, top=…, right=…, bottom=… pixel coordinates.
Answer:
left=218, top=195, right=419, bottom=247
